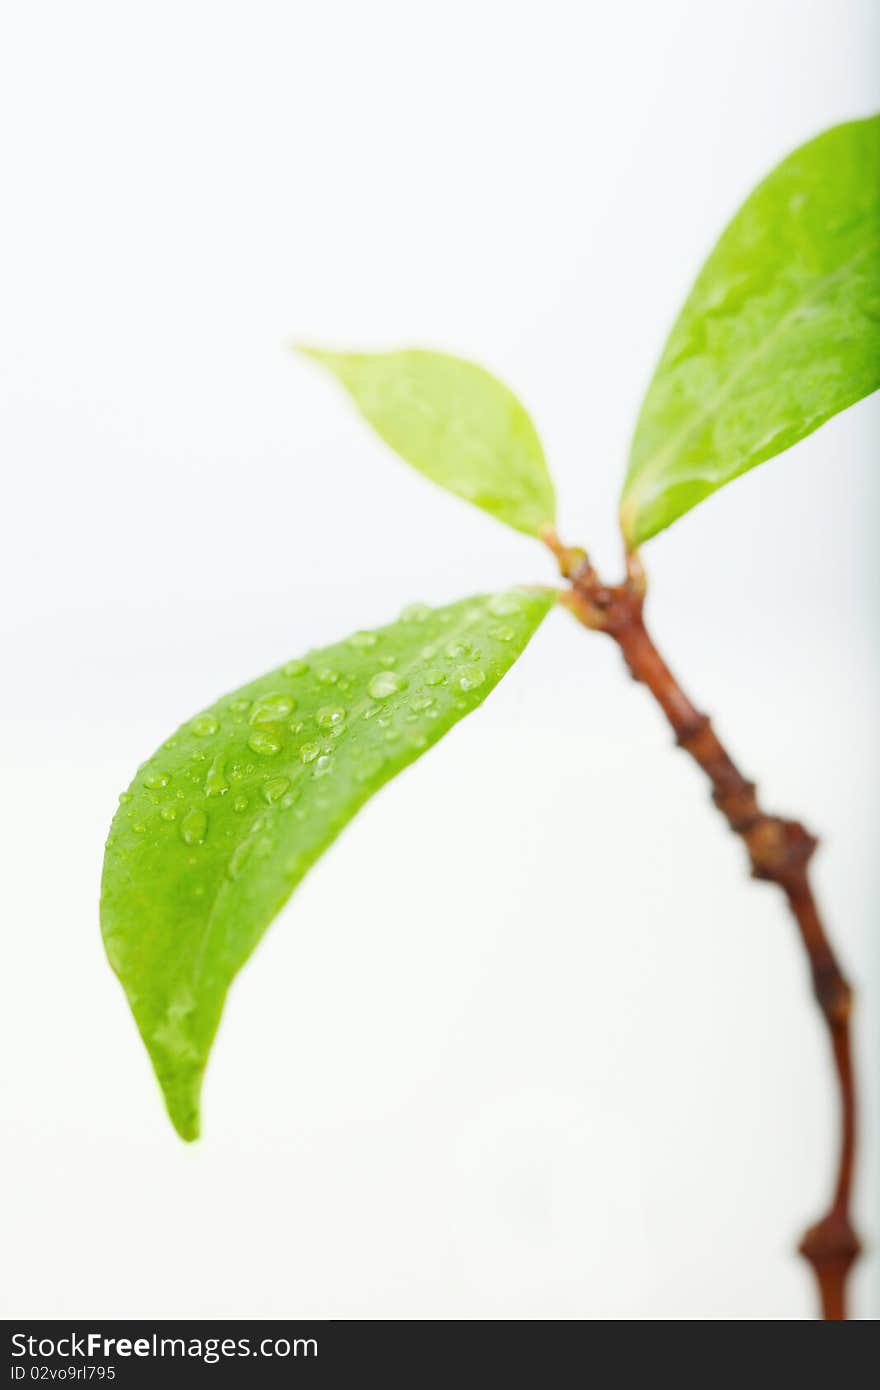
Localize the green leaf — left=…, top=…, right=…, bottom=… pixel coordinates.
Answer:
left=101, top=589, right=554, bottom=1141
left=621, top=115, right=880, bottom=547
left=299, top=347, right=556, bottom=536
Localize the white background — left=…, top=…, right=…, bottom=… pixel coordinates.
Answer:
left=1, top=0, right=878, bottom=1320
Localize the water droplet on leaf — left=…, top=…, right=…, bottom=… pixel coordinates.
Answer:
left=263, top=776, right=291, bottom=804
left=456, top=665, right=486, bottom=691
left=204, top=753, right=229, bottom=797
left=180, top=807, right=208, bottom=846
left=400, top=602, right=430, bottom=621
left=354, top=752, right=384, bottom=783
left=368, top=671, right=407, bottom=699
left=488, top=593, right=522, bottom=617
left=316, top=705, right=345, bottom=729
left=248, top=731, right=281, bottom=756
left=227, top=840, right=253, bottom=880
left=250, top=693, right=294, bottom=724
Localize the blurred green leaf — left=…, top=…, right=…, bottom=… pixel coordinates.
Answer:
left=300, top=347, right=556, bottom=536
left=621, top=115, right=880, bottom=547
left=101, top=589, right=554, bottom=1140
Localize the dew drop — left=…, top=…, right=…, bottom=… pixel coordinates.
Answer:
left=227, top=840, right=253, bottom=880
left=118, top=791, right=133, bottom=805
left=204, top=753, right=229, bottom=798
left=180, top=807, right=208, bottom=846
left=263, top=776, right=291, bottom=804
left=132, top=822, right=147, bottom=835
left=144, top=771, right=170, bottom=790
left=160, top=806, right=177, bottom=822
left=316, top=705, right=345, bottom=729
left=229, top=697, right=251, bottom=714
left=282, top=659, right=309, bottom=678
left=248, top=731, right=281, bottom=756
left=299, top=742, right=321, bottom=763
left=368, top=671, right=407, bottom=699
left=456, top=665, right=486, bottom=691
left=400, top=602, right=430, bottom=621
left=191, top=714, right=219, bottom=738
left=489, top=623, right=515, bottom=642
left=424, top=668, right=446, bottom=687
left=313, top=754, right=333, bottom=778
left=409, top=694, right=434, bottom=712
left=250, top=693, right=295, bottom=724
left=445, top=639, right=473, bottom=659
left=233, top=795, right=249, bottom=813
left=316, top=667, right=338, bottom=685
left=354, top=752, right=384, bottom=783
left=488, top=592, right=522, bottom=617
left=348, top=630, right=377, bottom=649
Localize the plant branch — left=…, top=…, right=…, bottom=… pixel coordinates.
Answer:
left=543, top=527, right=860, bottom=1320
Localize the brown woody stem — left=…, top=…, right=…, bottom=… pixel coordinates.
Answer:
left=544, top=527, right=860, bottom=1320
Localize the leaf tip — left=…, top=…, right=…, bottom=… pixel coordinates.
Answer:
left=169, top=1107, right=201, bottom=1144
left=292, top=342, right=345, bottom=371
left=161, top=1071, right=203, bottom=1143
left=291, top=340, right=322, bottom=360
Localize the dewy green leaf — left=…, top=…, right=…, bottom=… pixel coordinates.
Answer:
left=299, top=347, right=556, bottom=536
left=620, top=115, right=880, bottom=547
left=101, top=589, right=554, bottom=1141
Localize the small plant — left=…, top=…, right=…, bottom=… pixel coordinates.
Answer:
left=102, top=117, right=879, bottom=1319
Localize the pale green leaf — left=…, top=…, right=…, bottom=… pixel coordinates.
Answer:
left=101, top=589, right=554, bottom=1140
left=300, top=347, right=556, bottom=536
left=621, top=115, right=880, bottom=547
